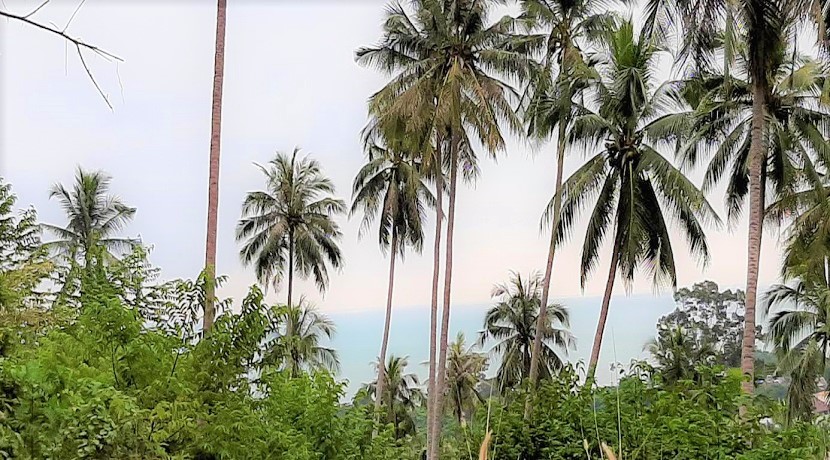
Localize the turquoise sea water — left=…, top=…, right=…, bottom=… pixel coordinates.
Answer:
left=328, top=293, right=677, bottom=396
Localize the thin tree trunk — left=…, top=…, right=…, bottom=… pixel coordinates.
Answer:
left=202, top=0, right=227, bottom=335
left=374, top=231, right=398, bottom=419
left=586, top=238, right=620, bottom=384
left=527, top=121, right=567, bottom=406
left=430, top=135, right=458, bottom=460
left=288, top=227, right=295, bottom=308
left=426, top=137, right=444, bottom=458
left=741, top=82, right=766, bottom=394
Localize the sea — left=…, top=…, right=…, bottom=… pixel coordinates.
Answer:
left=328, top=293, right=678, bottom=396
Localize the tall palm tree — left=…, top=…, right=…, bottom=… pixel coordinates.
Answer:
left=351, top=124, right=432, bottom=417
left=356, top=2, right=529, bottom=454
left=266, top=298, right=339, bottom=378
left=479, top=271, right=573, bottom=390
left=445, top=332, right=487, bottom=425
left=236, top=148, right=345, bottom=307
left=42, top=167, right=137, bottom=267
left=645, top=0, right=828, bottom=395
left=681, top=57, right=830, bottom=227
left=765, top=278, right=830, bottom=423
left=555, top=21, right=719, bottom=381
left=203, top=0, right=228, bottom=334
left=517, top=0, right=622, bottom=390
left=361, top=355, right=425, bottom=439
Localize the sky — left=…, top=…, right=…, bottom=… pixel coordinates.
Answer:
left=0, top=1, right=789, bottom=384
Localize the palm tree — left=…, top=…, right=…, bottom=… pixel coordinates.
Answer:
left=765, top=279, right=830, bottom=423
left=479, top=271, right=573, bottom=390
left=361, top=355, right=425, bottom=439
left=645, top=0, right=829, bottom=395
left=645, top=326, right=717, bottom=385
left=518, top=0, right=620, bottom=392
left=357, top=2, right=529, bottom=454
left=236, top=148, right=345, bottom=307
left=42, top=167, right=137, bottom=267
left=554, top=21, right=719, bottom=381
left=266, top=298, right=339, bottom=378
left=351, top=125, right=432, bottom=417
left=445, top=332, right=487, bottom=425
left=203, top=0, right=228, bottom=334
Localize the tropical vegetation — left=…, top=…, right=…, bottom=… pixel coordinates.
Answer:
left=6, top=0, right=830, bottom=457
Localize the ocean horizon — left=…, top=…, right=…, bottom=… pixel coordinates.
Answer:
left=327, top=293, right=679, bottom=396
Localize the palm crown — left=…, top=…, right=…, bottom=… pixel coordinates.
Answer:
left=479, top=271, right=573, bottom=390
left=236, top=148, right=345, bottom=301
left=554, top=21, right=719, bottom=289
left=42, top=167, right=137, bottom=266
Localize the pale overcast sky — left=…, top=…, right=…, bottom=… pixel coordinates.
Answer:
left=1, top=0, right=785, bottom=316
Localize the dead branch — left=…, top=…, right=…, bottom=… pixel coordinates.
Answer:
left=1, top=1, right=123, bottom=109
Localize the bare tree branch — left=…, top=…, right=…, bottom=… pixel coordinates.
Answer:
left=24, top=0, right=49, bottom=19
left=1, top=2, right=122, bottom=109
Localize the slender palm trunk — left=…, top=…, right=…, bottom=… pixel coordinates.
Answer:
left=374, top=231, right=399, bottom=418
left=426, top=138, right=444, bottom=457
left=202, top=0, right=227, bottom=334
left=288, top=228, right=295, bottom=307
left=528, top=122, right=567, bottom=398
left=741, top=83, right=766, bottom=394
left=430, top=136, right=459, bottom=460
left=586, top=238, right=620, bottom=384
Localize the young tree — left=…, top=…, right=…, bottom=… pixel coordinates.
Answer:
left=445, top=332, right=487, bottom=425
left=479, top=272, right=573, bottom=390
left=266, top=299, right=339, bottom=378
left=360, top=355, right=425, bottom=440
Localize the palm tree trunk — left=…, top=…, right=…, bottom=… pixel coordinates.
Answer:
left=374, top=230, right=398, bottom=419
left=202, top=0, right=227, bottom=335
left=741, top=82, right=766, bottom=394
left=288, top=227, right=295, bottom=307
left=528, top=121, right=567, bottom=401
left=586, top=237, right=620, bottom=384
left=430, top=135, right=459, bottom=460
left=426, top=136, right=444, bottom=457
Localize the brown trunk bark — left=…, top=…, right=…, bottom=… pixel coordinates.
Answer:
left=741, top=82, right=766, bottom=394
left=288, top=227, right=294, bottom=308
left=426, top=137, right=443, bottom=458
left=374, top=231, right=398, bottom=418
left=202, top=0, right=227, bottom=335
left=586, top=237, right=620, bottom=384
left=528, top=122, right=567, bottom=397
left=429, top=135, right=458, bottom=460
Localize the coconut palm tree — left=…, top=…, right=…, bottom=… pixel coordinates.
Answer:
left=645, top=0, right=830, bottom=394
left=554, top=21, right=719, bottom=381
left=479, top=271, right=573, bottom=390
left=518, top=0, right=619, bottom=391
left=681, top=57, right=830, bottom=227
left=42, top=167, right=137, bottom=267
left=361, top=355, right=425, bottom=439
left=357, top=1, right=529, bottom=454
left=646, top=326, right=717, bottom=385
left=265, top=298, right=339, bottom=378
left=203, top=0, right=228, bottom=334
left=765, top=278, right=830, bottom=422
left=351, top=123, right=433, bottom=417
left=445, top=332, right=487, bottom=425
left=236, top=148, right=345, bottom=307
